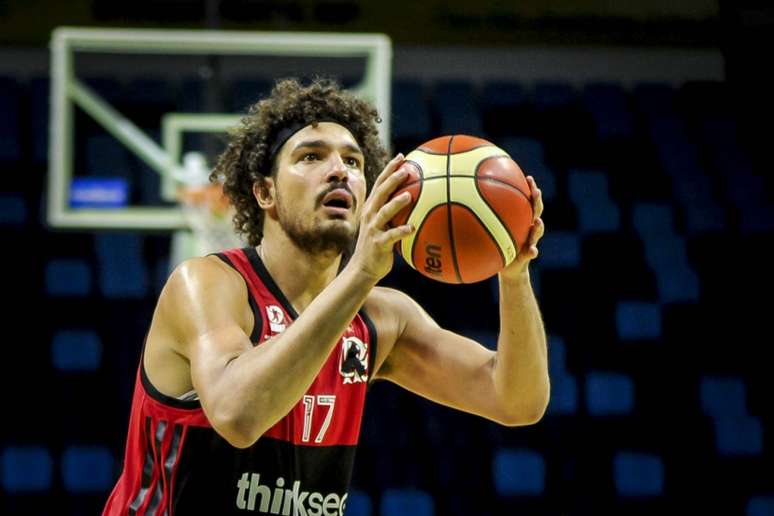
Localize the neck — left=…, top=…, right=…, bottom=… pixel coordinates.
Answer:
left=258, top=227, right=343, bottom=314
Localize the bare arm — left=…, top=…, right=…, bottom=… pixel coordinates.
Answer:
left=165, top=154, right=415, bottom=448
left=374, top=175, right=549, bottom=426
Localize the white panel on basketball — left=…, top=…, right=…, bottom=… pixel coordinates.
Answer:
left=400, top=150, right=446, bottom=262
left=448, top=145, right=509, bottom=177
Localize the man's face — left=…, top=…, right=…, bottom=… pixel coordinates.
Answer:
left=271, top=122, right=367, bottom=255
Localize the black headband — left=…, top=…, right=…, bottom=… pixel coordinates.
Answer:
left=265, top=119, right=349, bottom=171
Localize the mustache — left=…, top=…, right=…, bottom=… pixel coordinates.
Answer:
left=316, top=182, right=355, bottom=209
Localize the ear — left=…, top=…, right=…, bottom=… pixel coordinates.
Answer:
left=253, top=177, right=277, bottom=215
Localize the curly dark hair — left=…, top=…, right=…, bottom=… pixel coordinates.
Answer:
left=211, top=77, right=388, bottom=246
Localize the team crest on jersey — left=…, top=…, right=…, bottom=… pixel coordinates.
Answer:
left=266, top=305, right=286, bottom=333
left=339, top=336, right=368, bottom=384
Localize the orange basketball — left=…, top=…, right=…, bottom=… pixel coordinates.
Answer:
left=390, top=135, right=533, bottom=284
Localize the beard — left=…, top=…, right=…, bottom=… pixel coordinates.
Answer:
left=275, top=186, right=357, bottom=256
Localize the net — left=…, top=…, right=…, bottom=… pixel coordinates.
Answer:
left=175, top=152, right=245, bottom=259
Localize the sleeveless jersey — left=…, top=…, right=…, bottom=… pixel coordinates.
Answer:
left=103, top=247, right=377, bottom=516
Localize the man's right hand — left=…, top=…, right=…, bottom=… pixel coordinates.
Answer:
left=348, top=153, right=416, bottom=283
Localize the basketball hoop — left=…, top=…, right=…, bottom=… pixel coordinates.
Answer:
left=174, top=152, right=245, bottom=258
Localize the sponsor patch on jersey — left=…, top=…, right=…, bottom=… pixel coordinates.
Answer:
left=266, top=305, right=286, bottom=333
left=338, top=336, right=368, bottom=384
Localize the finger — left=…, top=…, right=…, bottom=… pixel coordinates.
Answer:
left=527, top=176, right=544, bottom=220
left=371, top=153, right=405, bottom=191
left=373, top=190, right=413, bottom=228
left=369, top=166, right=411, bottom=212
left=378, top=224, right=416, bottom=247
left=530, top=218, right=544, bottom=246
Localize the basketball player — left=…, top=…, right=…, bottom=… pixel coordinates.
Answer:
left=104, top=79, right=548, bottom=515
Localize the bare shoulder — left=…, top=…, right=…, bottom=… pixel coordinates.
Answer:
left=157, top=255, right=252, bottom=342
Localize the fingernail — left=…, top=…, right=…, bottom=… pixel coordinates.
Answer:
left=395, top=153, right=404, bottom=160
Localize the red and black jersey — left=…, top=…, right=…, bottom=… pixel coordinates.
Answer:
left=104, top=247, right=377, bottom=516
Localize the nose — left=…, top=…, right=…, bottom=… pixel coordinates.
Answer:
left=325, top=153, right=349, bottom=183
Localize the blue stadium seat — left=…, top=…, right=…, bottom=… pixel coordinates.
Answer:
left=95, top=233, right=149, bottom=299
left=747, top=495, right=774, bottom=516
left=548, top=374, right=579, bottom=415
left=0, top=194, right=27, bottom=226
left=654, top=265, right=701, bottom=304
left=536, top=231, right=581, bottom=269
left=713, top=417, right=763, bottom=456
left=492, top=448, right=545, bottom=496
left=682, top=200, right=727, bottom=235
left=45, top=259, right=92, bottom=297
left=61, top=445, right=114, bottom=493
left=1, top=446, right=53, bottom=492
left=582, top=83, right=634, bottom=140
left=533, top=81, right=575, bottom=110
left=567, top=169, right=621, bottom=233
left=344, top=489, right=372, bottom=516
left=30, top=77, right=50, bottom=163
left=392, top=80, right=432, bottom=142
left=632, top=203, right=676, bottom=240
left=499, top=137, right=556, bottom=202
left=433, top=81, right=483, bottom=135
left=700, top=377, right=748, bottom=418
left=548, top=335, right=568, bottom=372
left=616, top=301, right=661, bottom=341
left=0, top=76, right=21, bottom=162
left=380, top=488, right=434, bottom=516
left=586, top=372, right=634, bottom=415
left=52, top=330, right=102, bottom=372
left=613, top=452, right=664, bottom=497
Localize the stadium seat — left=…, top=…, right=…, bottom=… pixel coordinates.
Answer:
left=747, top=495, right=774, bottom=516
left=582, top=83, right=634, bottom=140
left=536, top=231, right=581, bottom=269
left=567, top=169, right=621, bottom=233
left=344, top=489, right=372, bottom=516
left=52, top=330, right=102, bottom=372
left=61, top=445, right=114, bottom=493
left=45, top=259, right=93, bottom=297
left=0, top=194, right=27, bottom=226
left=586, top=372, right=635, bottom=415
left=95, top=233, right=149, bottom=299
left=380, top=488, right=434, bottom=516
left=700, top=376, right=748, bottom=418
left=613, top=452, right=664, bottom=497
left=492, top=448, right=546, bottom=496
left=548, top=374, right=579, bottom=415
left=616, top=301, right=661, bottom=341
left=1, top=446, right=53, bottom=492
left=713, top=417, right=763, bottom=456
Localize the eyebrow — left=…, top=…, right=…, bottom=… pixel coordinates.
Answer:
left=292, top=139, right=364, bottom=157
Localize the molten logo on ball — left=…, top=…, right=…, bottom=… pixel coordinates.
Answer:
left=424, top=244, right=442, bottom=275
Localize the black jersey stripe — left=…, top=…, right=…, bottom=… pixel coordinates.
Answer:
left=162, top=424, right=183, bottom=515
left=128, top=417, right=155, bottom=514
left=145, top=420, right=168, bottom=514
left=214, top=252, right=264, bottom=344
left=244, top=246, right=300, bottom=319
left=359, top=308, right=378, bottom=380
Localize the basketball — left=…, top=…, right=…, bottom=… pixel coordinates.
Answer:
left=390, top=135, right=533, bottom=284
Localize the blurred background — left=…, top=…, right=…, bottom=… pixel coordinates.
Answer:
left=1, top=0, right=774, bottom=514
